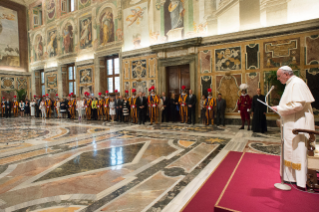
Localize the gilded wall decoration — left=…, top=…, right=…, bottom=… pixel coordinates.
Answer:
left=0, top=6, right=20, bottom=67
left=123, top=61, right=130, bottom=80
left=201, top=76, right=211, bottom=97
left=306, top=68, right=319, bottom=113
left=124, top=82, right=130, bottom=93
left=148, top=58, right=157, bottom=78
left=245, top=44, right=259, bottom=70
left=79, top=68, right=93, bottom=84
left=245, top=72, right=260, bottom=97
left=200, top=50, right=212, bottom=73
left=305, top=35, right=319, bottom=65
left=132, top=60, right=147, bottom=79
left=1, top=77, right=14, bottom=89
left=99, top=7, right=115, bottom=45
left=1, top=90, right=15, bottom=101
left=46, top=74, right=57, bottom=90
left=79, top=16, right=93, bottom=49
left=17, top=77, right=27, bottom=90
left=264, top=38, right=300, bottom=68
left=215, top=47, right=241, bottom=71
left=47, top=29, right=58, bottom=58
left=216, top=74, right=241, bottom=112
left=132, top=81, right=147, bottom=94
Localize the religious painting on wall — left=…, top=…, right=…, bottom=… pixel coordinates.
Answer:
left=148, top=58, right=157, bottom=78
left=62, top=23, right=74, bottom=54
left=245, top=72, right=259, bottom=97
left=99, top=7, right=115, bottom=45
left=47, top=29, right=58, bottom=57
left=305, top=35, right=319, bottom=65
left=46, top=0, right=56, bottom=22
left=79, top=68, right=92, bottom=84
left=215, top=47, right=241, bottom=71
left=164, top=0, right=185, bottom=35
left=245, top=44, right=259, bottom=70
left=79, top=0, right=91, bottom=10
left=1, top=90, right=15, bottom=101
left=200, top=50, right=212, bottom=73
left=132, top=60, right=147, bottom=79
left=0, top=6, right=20, bottom=67
left=34, top=34, right=43, bottom=61
left=263, top=38, right=300, bottom=69
left=1, top=77, right=15, bottom=89
left=123, top=2, right=149, bottom=51
left=123, top=60, right=130, bottom=80
left=79, top=16, right=92, bottom=49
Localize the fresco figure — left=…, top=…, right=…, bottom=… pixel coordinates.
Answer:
left=63, top=24, right=73, bottom=53
left=47, top=31, right=57, bottom=57
left=168, top=0, right=184, bottom=29
left=80, top=18, right=92, bottom=49
left=101, top=11, right=114, bottom=45
left=36, top=35, right=43, bottom=61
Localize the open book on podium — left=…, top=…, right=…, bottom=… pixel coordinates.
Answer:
left=257, top=86, right=291, bottom=191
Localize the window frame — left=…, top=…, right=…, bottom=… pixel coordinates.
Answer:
left=67, top=64, right=76, bottom=95
left=40, top=70, right=45, bottom=97
left=106, top=56, right=120, bottom=95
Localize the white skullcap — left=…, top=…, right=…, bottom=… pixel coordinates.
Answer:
left=279, top=66, right=294, bottom=75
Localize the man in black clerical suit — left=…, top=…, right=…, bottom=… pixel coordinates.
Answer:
left=136, top=91, right=147, bottom=125
left=5, top=98, right=11, bottom=118
left=115, top=95, right=123, bottom=122
left=36, top=96, right=42, bottom=117
left=186, top=89, right=197, bottom=125
left=251, top=88, right=267, bottom=133
left=216, top=93, right=226, bottom=126
left=161, top=92, right=169, bottom=122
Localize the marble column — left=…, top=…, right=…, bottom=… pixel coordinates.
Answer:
left=260, top=0, right=288, bottom=27
left=57, top=64, right=66, bottom=98
left=31, top=70, right=36, bottom=97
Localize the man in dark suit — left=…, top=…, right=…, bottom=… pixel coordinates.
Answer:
left=136, top=91, right=147, bottom=124
left=216, top=93, right=226, bottom=126
left=5, top=98, right=11, bottom=118
left=36, top=96, right=42, bottom=117
left=187, top=89, right=197, bottom=125
left=115, top=95, right=123, bottom=122
left=161, top=92, right=169, bottom=122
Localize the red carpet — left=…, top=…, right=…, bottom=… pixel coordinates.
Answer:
left=182, top=151, right=243, bottom=212
left=215, top=153, right=319, bottom=212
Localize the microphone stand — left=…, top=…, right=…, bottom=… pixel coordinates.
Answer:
left=257, top=88, right=291, bottom=191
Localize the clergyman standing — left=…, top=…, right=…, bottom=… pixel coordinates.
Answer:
left=251, top=88, right=267, bottom=133
left=216, top=93, right=226, bottom=126
left=187, top=89, right=196, bottom=125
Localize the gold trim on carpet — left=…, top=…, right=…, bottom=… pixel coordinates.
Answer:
left=214, top=152, right=246, bottom=211
left=180, top=151, right=230, bottom=212
left=284, top=160, right=301, bottom=171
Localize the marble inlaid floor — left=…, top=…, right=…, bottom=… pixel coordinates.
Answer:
left=0, top=117, right=281, bottom=212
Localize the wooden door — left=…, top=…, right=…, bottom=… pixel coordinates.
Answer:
left=166, top=64, right=190, bottom=97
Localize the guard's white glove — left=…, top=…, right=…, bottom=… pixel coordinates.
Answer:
left=247, top=109, right=250, bottom=112
left=238, top=110, right=240, bottom=113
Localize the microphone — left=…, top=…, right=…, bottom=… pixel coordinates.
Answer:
left=265, top=85, right=274, bottom=104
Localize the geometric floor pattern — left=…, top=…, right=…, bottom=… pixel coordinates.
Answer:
left=0, top=117, right=281, bottom=212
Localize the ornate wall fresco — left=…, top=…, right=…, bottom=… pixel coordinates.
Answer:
left=215, top=47, right=241, bottom=71
left=47, top=29, right=58, bottom=58
left=17, top=77, right=28, bottom=90
left=99, top=7, right=115, bottom=45
left=305, top=35, right=319, bottom=65
left=79, top=16, right=93, bottom=49
left=122, top=54, right=157, bottom=96
left=123, top=2, right=149, bottom=51
left=0, top=75, right=31, bottom=100
left=45, top=72, right=58, bottom=98
left=199, top=50, right=212, bottom=74
left=0, top=6, right=20, bottom=67
left=77, top=65, right=94, bottom=97
left=245, top=44, right=259, bottom=70
left=1, top=77, right=15, bottom=90
left=61, top=22, right=74, bottom=54
left=263, top=38, right=300, bottom=69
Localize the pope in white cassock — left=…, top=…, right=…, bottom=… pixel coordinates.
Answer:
left=272, top=66, right=315, bottom=188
